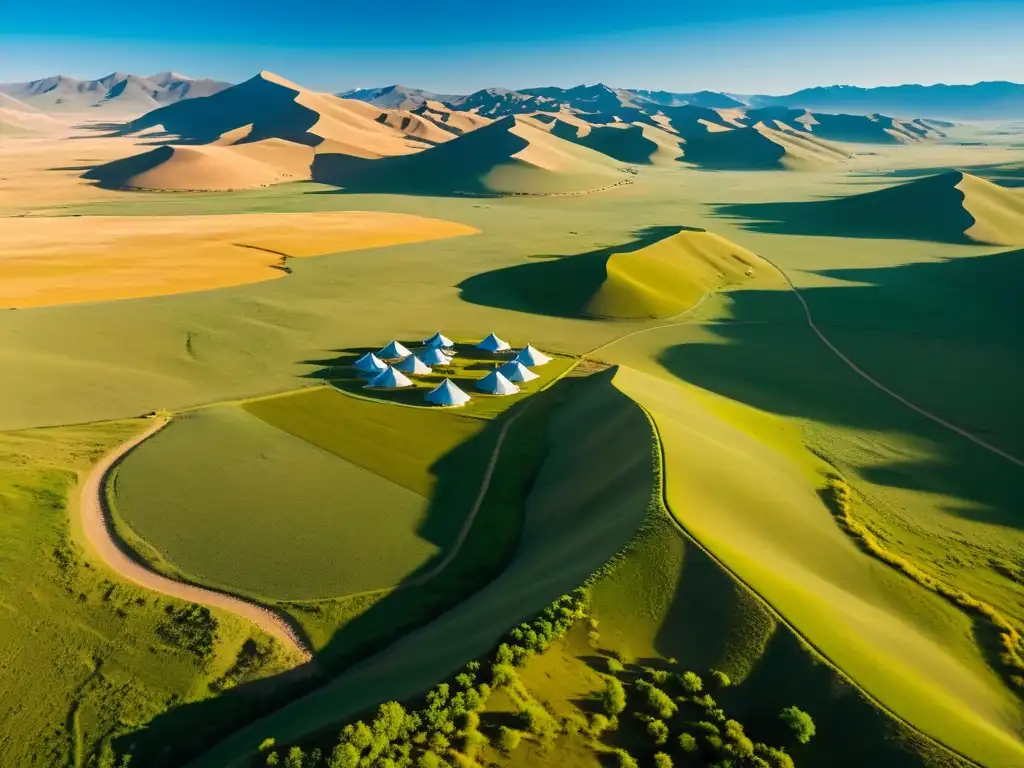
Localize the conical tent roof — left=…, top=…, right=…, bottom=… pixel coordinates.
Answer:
left=420, top=347, right=453, bottom=365
left=498, top=360, right=539, bottom=383
left=395, top=354, right=432, bottom=375
left=476, top=332, right=511, bottom=352
left=425, top=378, right=471, bottom=407
left=366, top=365, right=414, bottom=389
left=423, top=332, right=455, bottom=348
left=475, top=369, right=519, bottom=395
left=378, top=340, right=413, bottom=359
left=353, top=352, right=387, bottom=374
left=515, top=344, right=551, bottom=367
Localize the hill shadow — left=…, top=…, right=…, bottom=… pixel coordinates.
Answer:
left=112, top=376, right=581, bottom=766
left=457, top=225, right=692, bottom=318
left=654, top=248, right=1024, bottom=526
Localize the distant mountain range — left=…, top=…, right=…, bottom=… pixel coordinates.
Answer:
left=0, top=72, right=232, bottom=113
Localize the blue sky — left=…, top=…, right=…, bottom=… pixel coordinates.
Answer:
left=2, top=0, right=1023, bottom=93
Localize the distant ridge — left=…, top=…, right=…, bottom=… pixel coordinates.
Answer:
left=337, top=85, right=459, bottom=110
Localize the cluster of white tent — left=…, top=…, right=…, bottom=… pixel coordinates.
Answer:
left=350, top=331, right=552, bottom=407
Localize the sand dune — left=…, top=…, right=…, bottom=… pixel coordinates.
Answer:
left=742, top=107, right=943, bottom=144
left=372, top=109, right=458, bottom=144
left=680, top=121, right=850, bottom=170
left=411, top=100, right=492, bottom=135
left=523, top=112, right=683, bottom=165
left=0, top=211, right=478, bottom=308
left=313, top=114, right=626, bottom=195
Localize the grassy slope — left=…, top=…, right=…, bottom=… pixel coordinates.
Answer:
left=109, top=406, right=434, bottom=601
left=0, top=420, right=297, bottom=768
left=187, top=369, right=656, bottom=768
left=608, top=363, right=1024, bottom=767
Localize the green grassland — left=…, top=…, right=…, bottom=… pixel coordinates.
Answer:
left=0, top=420, right=299, bottom=768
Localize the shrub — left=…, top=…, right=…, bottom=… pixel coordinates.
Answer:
left=636, top=680, right=676, bottom=719
left=755, top=744, right=795, bottom=768
left=691, top=721, right=720, bottom=736
left=653, top=753, right=673, bottom=768
left=646, top=668, right=669, bottom=685
left=607, top=657, right=624, bottom=675
left=779, top=706, right=815, bottom=744
left=416, top=752, right=445, bottom=768
left=497, top=726, right=521, bottom=753
left=647, top=719, right=669, bottom=745
left=710, top=669, right=731, bottom=688
left=615, top=749, right=639, bottom=768
left=679, top=671, right=703, bottom=694
left=428, top=733, right=450, bottom=753
left=327, top=742, right=360, bottom=768
left=285, top=747, right=305, bottom=768
left=258, top=739, right=276, bottom=753
left=679, top=733, right=698, bottom=753
left=461, top=729, right=488, bottom=758
left=723, top=719, right=754, bottom=758
left=602, top=677, right=627, bottom=715
left=265, top=754, right=279, bottom=767
left=588, top=713, right=610, bottom=737
left=490, top=663, right=518, bottom=688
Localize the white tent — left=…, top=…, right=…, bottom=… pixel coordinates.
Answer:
left=365, top=365, right=414, bottom=389
left=378, top=340, right=413, bottom=360
left=476, top=370, right=519, bottom=395
left=476, top=332, right=511, bottom=353
left=498, top=360, right=539, bottom=383
left=425, top=379, right=471, bottom=407
left=395, top=354, right=432, bottom=375
left=353, top=352, right=387, bottom=375
left=420, top=347, right=453, bottom=366
left=515, top=344, right=551, bottom=367
left=423, top=332, right=455, bottom=349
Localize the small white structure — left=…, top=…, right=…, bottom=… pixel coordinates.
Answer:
left=365, top=365, right=414, bottom=389
left=498, top=360, right=539, bottom=383
left=423, top=332, right=455, bottom=349
left=425, top=379, right=471, bottom=407
left=476, top=370, right=519, bottom=395
left=476, top=332, right=511, bottom=353
left=377, top=340, right=413, bottom=360
left=515, top=344, right=551, bottom=367
left=395, top=354, right=432, bottom=375
left=353, top=352, right=387, bottom=375
left=420, top=347, right=453, bottom=366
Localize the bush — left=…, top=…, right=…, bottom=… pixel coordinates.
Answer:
left=646, top=719, right=669, bottom=745
left=588, top=713, right=610, bottom=737
left=653, top=753, right=673, bottom=768
left=461, top=729, right=488, bottom=758
left=416, top=752, right=446, bottom=768
left=427, top=733, right=449, bottom=754
left=615, top=749, right=639, bottom=768
left=327, top=742, right=360, bottom=768
left=691, top=721, right=720, bottom=736
left=679, top=671, right=703, bottom=694
left=710, top=669, right=731, bottom=688
left=607, top=657, right=624, bottom=675
left=755, top=744, right=795, bottom=768
left=779, top=706, right=815, bottom=744
left=679, top=733, right=698, bottom=753
left=646, top=668, right=669, bottom=685
left=258, top=739, right=276, bottom=753
left=265, top=754, right=279, bottom=767
left=497, top=727, right=521, bottom=753
left=636, top=680, right=676, bottom=719
left=285, top=747, right=305, bottom=768
left=723, top=719, right=754, bottom=758
left=602, top=677, right=627, bottom=715
left=490, top=663, right=518, bottom=688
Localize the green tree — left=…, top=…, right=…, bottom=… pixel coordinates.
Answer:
left=602, top=677, right=627, bottom=715
left=265, top=753, right=279, bottom=767
left=327, top=743, right=360, bottom=768
left=607, top=657, right=624, bottom=674
left=258, top=738, right=276, bottom=753
left=647, top=719, right=669, bottom=745
left=417, top=751, right=445, bottom=768
left=710, top=669, right=731, bottom=688
left=428, top=733, right=450, bottom=754
left=755, top=744, right=795, bottom=768
left=616, top=749, right=639, bottom=768
left=723, top=720, right=754, bottom=758
left=461, top=729, right=488, bottom=758
left=497, top=726, right=522, bottom=753
left=491, top=662, right=518, bottom=688
left=779, top=706, right=815, bottom=744
left=680, top=671, right=703, bottom=694
left=679, top=733, right=698, bottom=753
left=284, top=746, right=305, bottom=768
left=588, top=713, right=610, bottom=737
left=653, top=753, right=673, bottom=768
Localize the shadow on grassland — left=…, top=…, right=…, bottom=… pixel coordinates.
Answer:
left=655, top=249, right=1024, bottom=527
left=112, top=374, right=595, bottom=766
left=457, top=225, right=689, bottom=318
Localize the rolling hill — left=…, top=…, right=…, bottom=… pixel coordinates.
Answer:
left=0, top=72, right=231, bottom=114
left=742, top=107, right=945, bottom=143
left=523, top=112, right=684, bottom=164
left=719, top=171, right=1024, bottom=244
left=680, top=121, right=851, bottom=170
left=312, top=114, right=626, bottom=195
left=336, top=85, right=459, bottom=109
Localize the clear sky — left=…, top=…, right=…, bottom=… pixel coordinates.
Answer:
left=2, top=0, right=1023, bottom=94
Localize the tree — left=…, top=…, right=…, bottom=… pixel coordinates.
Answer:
left=417, top=752, right=445, bottom=768
left=428, top=733, right=450, bottom=754
left=680, top=671, right=703, bottom=694
left=284, top=747, right=305, bottom=768
left=723, top=720, right=754, bottom=758
left=710, top=669, right=731, bottom=688
left=461, top=730, right=488, bottom=758
left=616, top=749, right=639, bottom=768
left=258, top=739, right=276, bottom=753
left=607, top=657, right=624, bottom=675
left=327, top=743, right=360, bottom=768
left=679, top=733, right=698, bottom=753
left=755, top=744, right=795, bottom=768
left=588, top=713, right=610, bottom=737
left=265, top=754, right=279, bottom=767
left=653, top=753, right=673, bottom=768
left=647, top=719, right=669, bottom=746
left=497, top=726, right=522, bottom=753
left=491, top=663, right=517, bottom=688
left=636, top=680, right=676, bottom=719
left=602, top=676, right=627, bottom=715
left=779, top=706, right=816, bottom=744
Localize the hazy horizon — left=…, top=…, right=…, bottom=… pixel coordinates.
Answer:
left=3, top=0, right=1023, bottom=94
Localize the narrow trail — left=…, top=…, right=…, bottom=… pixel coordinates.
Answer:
left=79, top=418, right=312, bottom=659
left=760, top=257, right=1024, bottom=470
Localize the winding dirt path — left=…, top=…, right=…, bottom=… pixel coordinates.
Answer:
left=79, top=417, right=312, bottom=659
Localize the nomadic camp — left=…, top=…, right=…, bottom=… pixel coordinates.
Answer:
left=476, top=370, right=519, bottom=395
left=515, top=344, right=551, bottom=366
left=378, top=340, right=413, bottom=360
left=395, top=355, right=432, bottom=375
left=476, top=332, right=511, bottom=353
left=423, top=332, right=455, bottom=348
left=424, top=378, right=472, bottom=407
left=366, top=366, right=414, bottom=389
left=419, top=347, right=453, bottom=366
left=497, top=360, right=539, bottom=383
left=353, top=351, right=387, bottom=375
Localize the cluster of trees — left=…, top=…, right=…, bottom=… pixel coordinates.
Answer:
left=591, top=664, right=815, bottom=768
left=259, top=588, right=591, bottom=767
left=155, top=603, right=216, bottom=663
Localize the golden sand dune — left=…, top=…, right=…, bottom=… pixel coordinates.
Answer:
left=412, top=100, right=492, bottom=135
left=587, top=228, right=773, bottom=318
left=0, top=211, right=478, bottom=308
left=313, top=114, right=626, bottom=195
left=82, top=139, right=315, bottom=191
left=522, top=112, right=684, bottom=165
left=373, top=109, right=459, bottom=144
left=680, top=121, right=850, bottom=170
